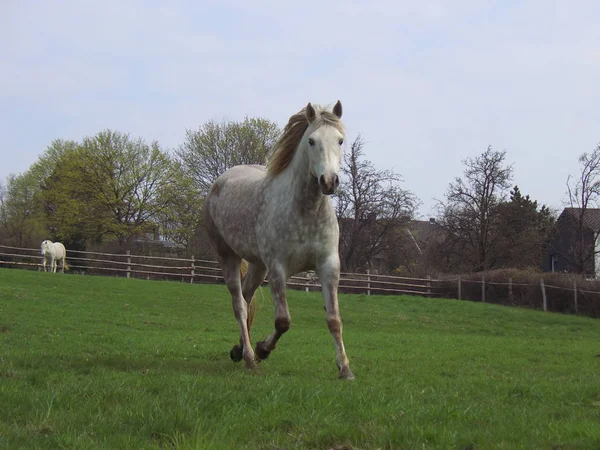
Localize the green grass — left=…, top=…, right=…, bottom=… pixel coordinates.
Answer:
left=0, top=269, right=599, bottom=449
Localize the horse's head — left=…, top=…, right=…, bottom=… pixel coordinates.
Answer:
left=304, top=101, right=344, bottom=195
left=40, top=240, right=51, bottom=255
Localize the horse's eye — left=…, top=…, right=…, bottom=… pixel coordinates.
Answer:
left=308, top=138, right=315, bottom=146
left=339, top=139, right=344, bottom=145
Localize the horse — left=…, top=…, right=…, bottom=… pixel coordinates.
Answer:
left=40, top=240, right=69, bottom=273
left=204, top=101, right=354, bottom=380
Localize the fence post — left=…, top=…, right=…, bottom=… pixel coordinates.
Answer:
left=574, top=279, right=578, bottom=314
left=190, top=255, right=195, bottom=284
left=481, top=276, right=485, bottom=302
left=508, top=277, right=513, bottom=304
left=426, top=275, right=431, bottom=297
left=366, top=269, right=371, bottom=296
left=540, top=279, right=547, bottom=312
left=126, top=250, right=131, bottom=279
left=458, top=276, right=461, bottom=300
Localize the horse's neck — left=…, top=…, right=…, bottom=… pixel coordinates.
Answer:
left=283, top=147, right=327, bottom=211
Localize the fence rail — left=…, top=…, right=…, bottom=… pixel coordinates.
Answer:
left=0, top=245, right=441, bottom=297
left=1, top=245, right=598, bottom=318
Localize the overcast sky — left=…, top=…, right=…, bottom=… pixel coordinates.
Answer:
left=1, top=0, right=598, bottom=218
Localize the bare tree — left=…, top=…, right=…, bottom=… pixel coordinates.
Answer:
left=557, top=142, right=600, bottom=274
left=435, top=146, right=513, bottom=272
left=567, top=143, right=600, bottom=211
left=335, top=135, right=418, bottom=272
left=176, top=117, right=280, bottom=195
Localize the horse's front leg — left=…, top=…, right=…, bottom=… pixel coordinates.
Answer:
left=317, top=254, right=354, bottom=380
left=42, top=257, right=46, bottom=272
left=255, top=267, right=290, bottom=361
left=52, top=257, right=57, bottom=273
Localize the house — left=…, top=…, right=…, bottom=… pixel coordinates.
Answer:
left=544, top=208, right=600, bottom=278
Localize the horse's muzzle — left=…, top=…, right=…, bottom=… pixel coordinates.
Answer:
left=319, top=174, right=340, bottom=195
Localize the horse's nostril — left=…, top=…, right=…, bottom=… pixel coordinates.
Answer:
left=319, top=175, right=326, bottom=186
left=334, top=175, right=340, bottom=188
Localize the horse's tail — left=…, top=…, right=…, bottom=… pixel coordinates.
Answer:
left=240, top=259, right=258, bottom=328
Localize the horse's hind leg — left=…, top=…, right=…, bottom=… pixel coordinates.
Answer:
left=204, top=200, right=257, bottom=369
left=221, top=256, right=257, bottom=369
left=230, top=262, right=267, bottom=360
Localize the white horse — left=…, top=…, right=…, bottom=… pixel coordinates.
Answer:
left=205, top=101, right=354, bottom=379
left=41, top=240, right=69, bottom=273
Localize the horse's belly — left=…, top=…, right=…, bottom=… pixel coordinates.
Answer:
left=286, top=249, right=318, bottom=275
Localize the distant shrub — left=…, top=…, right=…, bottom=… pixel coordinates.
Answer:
left=436, top=269, right=599, bottom=318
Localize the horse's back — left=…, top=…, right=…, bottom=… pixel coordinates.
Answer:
left=54, top=242, right=66, bottom=259
left=207, top=165, right=267, bottom=205
left=217, top=164, right=267, bottom=185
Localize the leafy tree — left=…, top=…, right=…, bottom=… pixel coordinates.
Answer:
left=154, top=160, right=204, bottom=250
left=176, top=117, right=280, bottom=195
left=0, top=140, right=82, bottom=248
left=335, top=135, right=418, bottom=272
left=29, top=139, right=79, bottom=188
left=494, top=186, right=555, bottom=268
left=40, top=130, right=175, bottom=248
left=39, top=149, right=100, bottom=249
left=0, top=172, right=46, bottom=247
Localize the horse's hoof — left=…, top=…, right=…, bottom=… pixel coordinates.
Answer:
left=339, top=366, right=355, bottom=380
left=230, top=345, right=243, bottom=362
left=245, top=359, right=258, bottom=370
left=255, top=341, right=271, bottom=361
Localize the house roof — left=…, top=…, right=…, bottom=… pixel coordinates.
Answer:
left=562, top=208, right=600, bottom=232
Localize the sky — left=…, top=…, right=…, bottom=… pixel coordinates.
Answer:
left=1, top=0, right=598, bottom=218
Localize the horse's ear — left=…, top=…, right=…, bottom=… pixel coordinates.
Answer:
left=333, top=100, right=342, bottom=118
left=306, top=102, right=316, bottom=123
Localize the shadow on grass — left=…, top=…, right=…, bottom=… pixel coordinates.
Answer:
left=10, top=351, right=260, bottom=378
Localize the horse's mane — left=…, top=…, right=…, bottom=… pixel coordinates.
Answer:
left=267, top=104, right=344, bottom=177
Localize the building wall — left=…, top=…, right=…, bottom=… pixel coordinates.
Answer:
left=544, top=217, right=595, bottom=276
left=594, top=233, right=600, bottom=280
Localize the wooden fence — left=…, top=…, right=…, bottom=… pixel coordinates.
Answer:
left=1, top=244, right=597, bottom=317
left=0, top=245, right=440, bottom=297
left=435, top=274, right=598, bottom=318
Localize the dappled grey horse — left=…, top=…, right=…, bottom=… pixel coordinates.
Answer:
left=204, top=101, right=354, bottom=379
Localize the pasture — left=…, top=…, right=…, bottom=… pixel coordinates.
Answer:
left=0, top=269, right=599, bottom=449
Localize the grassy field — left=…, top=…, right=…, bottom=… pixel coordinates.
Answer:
left=0, top=269, right=599, bottom=449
